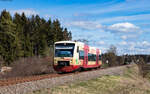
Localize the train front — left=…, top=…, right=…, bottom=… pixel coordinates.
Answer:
left=53, top=41, right=77, bottom=73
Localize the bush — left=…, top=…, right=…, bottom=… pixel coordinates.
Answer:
left=102, top=45, right=120, bottom=67
left=135, top=57, right=149, bottom=78
left=0, top=57, right=4, bottom=70
left=1, top=56, right=55, bottom=78
left=103, top=52, right=118, bottom=67
left=117, top=56, right=124, bottom=65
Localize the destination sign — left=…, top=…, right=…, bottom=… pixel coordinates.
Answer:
left=55, top=46, right=74, bottom=49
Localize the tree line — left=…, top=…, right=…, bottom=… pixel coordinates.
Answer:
left=102, top=45, right=150, bottom=68
left=0, top=10, right=72, bottom=65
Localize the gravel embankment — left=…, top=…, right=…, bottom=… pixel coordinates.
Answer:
left=0, top=65, right=131, bottom=94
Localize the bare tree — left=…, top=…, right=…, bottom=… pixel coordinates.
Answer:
left=105, top=45, right=118, bottom=67
left=107, top=45, right=117, bottom=55
left=75, top=39, right=89, bottom=45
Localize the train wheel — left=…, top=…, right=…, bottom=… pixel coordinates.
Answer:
left=78, top=67, right=84, bottom=72
left=57, top=71, right=65, bottom=74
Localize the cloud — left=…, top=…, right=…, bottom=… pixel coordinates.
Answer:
left=107, top=22, right=140, bottom=33
left=142, top=41, right=150, bottom=46
left=68, top=21, right=141, bottom=34
left=68, top=21, right=102, bottom=30
left=132, top=41, right=150, bottom=54
left=121, top=35, right=127, bottom=40
left=97, top=41, right=105, bottom=45
left=45, top=14, right=51, bottom=18
left=10, top=9, right=38, bottom=16
left=121, top=35, right=138, bottom=40
left=105, top=22, right=143, bottom=42
left=69, top=21, right=142, bottom=42
left=44, top=14, right=61, bottom=20
left=120, top=41, right=127, bottom=45
left=117, top=40, right=150, bottom=54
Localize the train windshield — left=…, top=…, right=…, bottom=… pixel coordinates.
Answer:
left=55, top=43, right=75, bottom=57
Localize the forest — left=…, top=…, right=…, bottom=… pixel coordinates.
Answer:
left=0, top=10, right=72, bottom=65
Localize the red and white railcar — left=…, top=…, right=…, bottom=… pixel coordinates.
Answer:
left=53, top=41, right=102, bottom=72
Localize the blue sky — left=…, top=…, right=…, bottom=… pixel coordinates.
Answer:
left=0, top=0, right=150, bottom=55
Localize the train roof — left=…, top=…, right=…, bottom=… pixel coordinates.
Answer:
left=55, top=41, right=101, bottom=53
left=55, top=41, right=85, bottom=44
left=55, top=41, right=76, bottom=44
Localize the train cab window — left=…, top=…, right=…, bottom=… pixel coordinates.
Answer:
left=99, top=55, right=102, bottom=60
left=79, top=50, right=84, bottom=59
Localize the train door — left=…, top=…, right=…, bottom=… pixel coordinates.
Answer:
left=83, top=45, right=89, bottom=67
left=96, top=49, right=99, bottom=65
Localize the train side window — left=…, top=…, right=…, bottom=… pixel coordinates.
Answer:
left=92, top=54, right=96, bottom=61
left=79, top=50, right=84, bottom=59
left=93, top=54, right=96, bottom=61
left=88, top=53, right=96, bottom=61
left=77, top=46, right=79, bottom=53
left=99, top=55, right=102, bottom=60
left=88, top=53, right=91, bottom=61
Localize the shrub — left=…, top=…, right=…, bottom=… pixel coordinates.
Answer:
left=116, top=56, right=124, bottom=65
left=0, top=57, right=4, bottom=70
left=135, top=57, right=149, bottom=78
left=1, top=56, right=55, bottom=78
left=102, top=45, right=119, bottom=67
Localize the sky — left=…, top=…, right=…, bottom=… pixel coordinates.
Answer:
left=0, top=0, right=150, bottom=55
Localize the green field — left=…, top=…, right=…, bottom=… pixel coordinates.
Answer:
left=29, top=65, right=150, bottom=94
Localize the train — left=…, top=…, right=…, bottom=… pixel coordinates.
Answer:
left=53, top=41, right=102, bottom=73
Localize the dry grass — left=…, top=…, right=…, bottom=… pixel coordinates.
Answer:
left=0, top=58, right=4, bottom=69
left=29, top=64, right=150, bottom=94
left=0, top=56, right=55, bottom=79
left=135, top=57, right=150, bottom=79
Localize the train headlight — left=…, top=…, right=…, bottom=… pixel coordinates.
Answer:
left=70, top=59, right=73, bottom=65
left=54, top=59, right=57, bottom=65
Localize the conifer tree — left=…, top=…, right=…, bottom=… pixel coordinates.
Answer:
left=52, top=19, right=63, bottom=41
left=0, top=10, right=18, bottom=64
left=0, top=9, right=72, bottom=64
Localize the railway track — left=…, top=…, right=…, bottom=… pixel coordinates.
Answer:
left=0, top=74, right=62, bottom=87
left=0, top=66, right=119, bottom=87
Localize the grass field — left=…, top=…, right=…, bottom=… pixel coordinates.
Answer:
left=29, top=65, right=150, bottom=94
